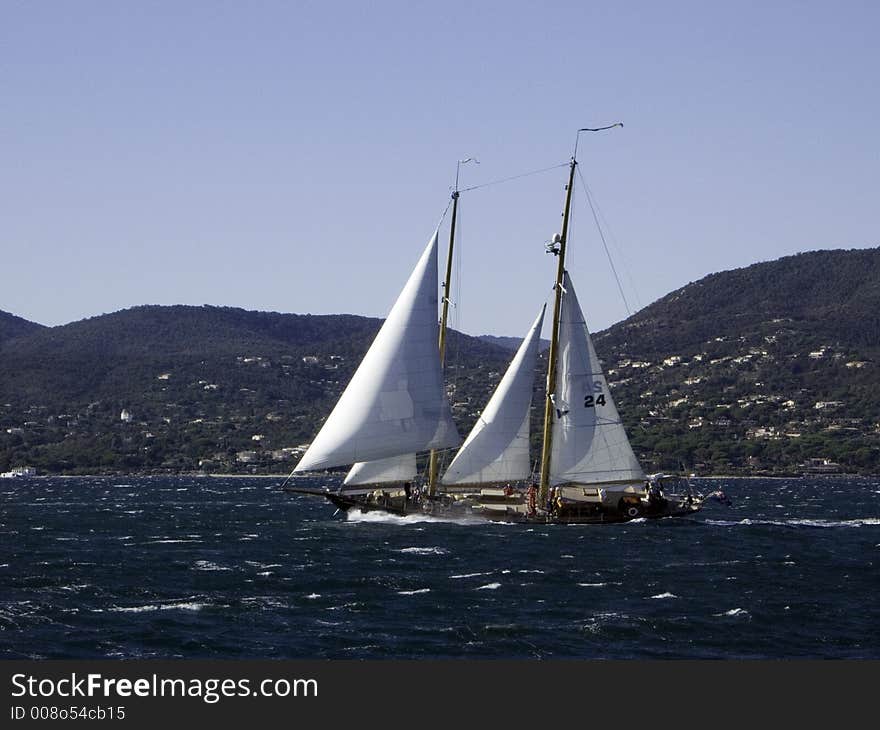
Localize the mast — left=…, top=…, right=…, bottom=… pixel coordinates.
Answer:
left=428, top=158, right=475, bottom=496
left=538, top=157, right=576, bottom=505
left=538, top=125, right=621, bottom=505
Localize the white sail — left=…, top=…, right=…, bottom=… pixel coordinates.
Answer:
left=294, top=232, right=461, bottom=472
left=344, top=454, right=417, bottom=486
left=442, top=305, right=546, bottom=486
left=550, top=271, right=645, bottom=487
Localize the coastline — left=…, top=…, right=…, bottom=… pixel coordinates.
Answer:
left=4, top=472, right=875, bottom=480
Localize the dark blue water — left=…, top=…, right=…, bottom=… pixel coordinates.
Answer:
left=1, top=476, right=878, bottom=659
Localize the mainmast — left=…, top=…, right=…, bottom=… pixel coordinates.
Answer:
left=428, top=158, right=476, bottom=496
left=538, top=157, right=576, bottom=505
left=538, top=126, right=621, bottom=505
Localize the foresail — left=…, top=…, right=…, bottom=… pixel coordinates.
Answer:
left=549, top=272, right=645, bottom=487
left=344, top=454, right=418, bottom=486
left=294, top=232, right=461, bottom=472
left=442, top=305, right=546, bottom=485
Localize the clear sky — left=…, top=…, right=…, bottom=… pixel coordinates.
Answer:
left=3, top=1, right=877, bottom=337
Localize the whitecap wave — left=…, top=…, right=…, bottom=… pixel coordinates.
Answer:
left=714, top=608, right=749, bottom=617
left=650, top=592, right=678, bottom=599
left=398, top=547, right=448, bottom=555
left=398, top=588, right=431, bottom=595
left=707, top=517, right=879, bottom=529
left=476, top=582, right=502, bottom=591
left=193, top=560, right=231, bottom=571
left=107, top=599, right=219, bottom=613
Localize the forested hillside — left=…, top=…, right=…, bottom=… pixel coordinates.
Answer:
left=2, top=247, right=878, bottom=475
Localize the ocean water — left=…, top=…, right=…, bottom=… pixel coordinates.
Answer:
left=1, top=476, right=878, bottom=659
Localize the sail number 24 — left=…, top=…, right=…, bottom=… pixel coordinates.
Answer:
left=584, top=382, right=606, bottom=408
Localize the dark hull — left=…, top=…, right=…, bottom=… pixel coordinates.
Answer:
left=284, top=487, right=702, bottom=524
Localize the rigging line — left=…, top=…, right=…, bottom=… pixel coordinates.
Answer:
left=434, top=197, right=454, bottom=233
left=581, top=177, right=644, bottom=312
left=458, top=162, right=569, bottom=193
left=576, top=166, right=632, bottom=317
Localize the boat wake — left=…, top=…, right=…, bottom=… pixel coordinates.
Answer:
left=344, top=509, right=480, bottom=526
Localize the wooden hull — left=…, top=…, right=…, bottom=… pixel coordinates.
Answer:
left=284, top=487, right=703, bottom=524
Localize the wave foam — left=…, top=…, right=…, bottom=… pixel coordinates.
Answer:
left=707, top=517, right=879, bottom=529
left=345, top=509, right=478, bottom=525
left=193, top=560, right=231, bottom=571
left=398, top=547, right=448, bottom=556
left=107, top=600, right=219, bottom=613
left=715, top=608, right=749, bottom=617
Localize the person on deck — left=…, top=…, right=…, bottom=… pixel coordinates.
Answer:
left=527, top=483, right=538, bottom=516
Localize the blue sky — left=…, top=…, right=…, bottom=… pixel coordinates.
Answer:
left=3, top=1, right=877, bottom=337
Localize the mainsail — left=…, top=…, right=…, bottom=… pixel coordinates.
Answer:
left=344, top=454, right=417, bottom=486
left=442, top=305, right=546, bottom=485
left=549, top=271, right=645, bottom=487
left=293, top=232, right=461, bottom=472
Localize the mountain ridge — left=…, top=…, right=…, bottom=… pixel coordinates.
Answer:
left=0, top=310, right=45, bottom=346
left=2, top=246, right=878, bottom=474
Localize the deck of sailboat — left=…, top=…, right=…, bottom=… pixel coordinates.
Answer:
left=285, top=484, right=703, bottom=524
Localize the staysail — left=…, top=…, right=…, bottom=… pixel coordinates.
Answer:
left=344, top=454, right=418, bottom=486
left=442, top=305, right=546, bottom=486
left=294, top=232, right=461, bottom=472
left=549, top=271, right=645, bottom=487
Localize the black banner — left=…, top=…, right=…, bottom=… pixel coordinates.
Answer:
left=2, top=660, right=877, bottom=727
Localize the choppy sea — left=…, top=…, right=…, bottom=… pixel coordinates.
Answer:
left=1, top=476, right=878, bottom=659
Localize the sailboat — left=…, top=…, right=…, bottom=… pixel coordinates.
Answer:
left=286, top=132, right=704, bottom=523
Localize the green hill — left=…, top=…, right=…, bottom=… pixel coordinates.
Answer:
left=2, top=246, right=879, bottom=475
left=592, top=247, right=880, bottom=474
left=0, top=306, right=510, bottom=474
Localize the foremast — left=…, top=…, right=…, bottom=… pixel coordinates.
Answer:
left=538, top=126, right=622, bottom=506
left=428, top=158, right=474, bottom=496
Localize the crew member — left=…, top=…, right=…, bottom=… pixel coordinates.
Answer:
left=527, top=483, right=538, bottom=516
